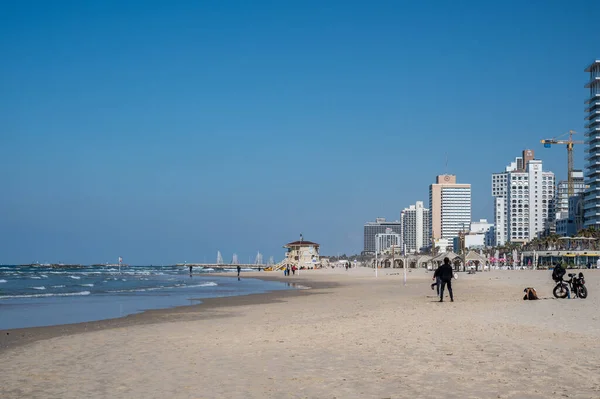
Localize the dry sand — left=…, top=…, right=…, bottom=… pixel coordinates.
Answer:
left=1, top=267, right=600, bottom=399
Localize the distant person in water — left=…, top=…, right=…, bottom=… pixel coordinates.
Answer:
left=189, top=265, right=193, bottom=275
left=237, top=265, right=241, bottom=277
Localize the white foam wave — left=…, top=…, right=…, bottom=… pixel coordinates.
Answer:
left=69, top=276, right=81, bottom=280
left=40, top=274, right=48, bottom=278
left=31, top=276, right=42, bottom=279
left=188, top=282, right=218, bottom=288
left=32, top=286, right=46, bottom=290
left=0, top=291, right=91, bottom=299
left=80, top=284, right=94, bottom=287
left=203, top=268, right=215, bottom=272
left=108, top=281, right=217, bottom=294
left=0, top=279, right=6, bottom=283
left=52, top=285, right=66, bottom=288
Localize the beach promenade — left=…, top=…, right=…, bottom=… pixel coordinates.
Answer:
left=1, top=268, right=599, bottom=398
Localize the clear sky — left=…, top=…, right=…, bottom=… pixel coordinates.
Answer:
left=1, top=0, right=599, bottom=264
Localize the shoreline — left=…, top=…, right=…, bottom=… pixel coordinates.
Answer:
left=2, top=268, right=600, bottom=398
left=0, top=272, right=337, bottom=354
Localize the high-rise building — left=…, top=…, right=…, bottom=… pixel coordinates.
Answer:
left=429, top=175, right=471, bottom=251
left=375, top=229, right=402, bottom=253
left=584, top=59, right=600, bottom=227
left=557, top=193, right=585, bottom=237
left=493, top=197, right=507, bottom=245
left=492, top=150, right=555, bottom=243
left=555, top=170, right=586, bottom=220
left=363, top=218, right=402, bottom=254
left=400, top=201, right=431, bottom=254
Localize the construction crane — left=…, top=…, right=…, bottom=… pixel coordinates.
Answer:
left=540, top=130, right=583, bottom=196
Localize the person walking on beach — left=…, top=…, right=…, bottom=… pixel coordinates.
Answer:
left=237, top=265, right=241, bottom=277
left=431, top=265, right=441, bottom=296
left=291, top=265, right=296, bottom=275
left=438, top=257, right=454, bottom=302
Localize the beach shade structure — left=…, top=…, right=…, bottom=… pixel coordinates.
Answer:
left=406, top=254, right=432, bottom=269
left=465, top=251, right=488, bottom=271
left=430, top=251, right=463, bottom=271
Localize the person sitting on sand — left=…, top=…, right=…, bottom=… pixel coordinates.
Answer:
left=438, top=257, right=454, bottom=302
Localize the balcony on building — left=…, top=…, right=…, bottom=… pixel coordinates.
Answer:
left=584, top=77, right=600, bottom=89
left=585, top=97, right=600, bottom=112
left=585, top=126, right=600, bottom=137
left=585, top=118, right=600, bottom=130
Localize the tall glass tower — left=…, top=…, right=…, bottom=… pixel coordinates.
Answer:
left=584, top=60, right=600, bottom=227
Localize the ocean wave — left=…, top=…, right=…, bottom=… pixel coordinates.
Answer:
left=30, top=276, right=42, bottom=279
left=188, top=282, right=218, bottom=288
left=0, top=291, right=91, bottom=299
left=40, top=274, right=48, bottom=278
left=69, top=276, right=81, bottom=280
left=32, top=286, right=46, bottom=290
left=107, top=281, right=217, bottom=294
left=52, top=285, right=66, bottom=288
left=0, top=279, right=6, bottom=283
left=80, top=284, right=94, bottom=287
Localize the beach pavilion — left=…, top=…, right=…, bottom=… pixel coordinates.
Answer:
left=429, top=251, right=464, bottom=271
left=283, top=238, right=320, bottom=269
left=405, top=254, right=433, bottom=269
left=465, top=250, right=489, bottom=271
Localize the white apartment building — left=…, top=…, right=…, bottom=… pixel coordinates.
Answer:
left=492, top=150, right=555, bottom=244
left=493, top=197, right=507, bottom=245
left=375, top=230, right=402, bottom=253
left=470, top=219, right=494, bottom=247
left=400, top=201, right=431, bottom=254
left=584, top=60, right=600, bottom=227
left=429, top=175, right=471, bottom=252
left=441, top=187, right=472, bottom=239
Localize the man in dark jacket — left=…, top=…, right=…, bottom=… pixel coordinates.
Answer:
left=438, top=257, right=454, bottom=302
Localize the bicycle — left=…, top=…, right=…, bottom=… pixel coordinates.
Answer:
left=553, top=272, right=588, bottom=299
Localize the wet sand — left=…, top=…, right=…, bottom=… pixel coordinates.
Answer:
left=1, top=267, right=600, bottom=399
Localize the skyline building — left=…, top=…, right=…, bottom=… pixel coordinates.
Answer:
left=375, top=229, right=402, bottom=253
left=429, top=175, right=471, bottom=251
left=555, top=170, right=586, bottom=220
left=363, top=218, right=402, bottom=254
left=492, top=150, right=555, bottom=244
left=400, top=201, right=431, bottom=254
left=584, top=59, right=600, bottom=228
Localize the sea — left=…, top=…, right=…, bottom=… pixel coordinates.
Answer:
left=0, top=265, right=293, bottom=330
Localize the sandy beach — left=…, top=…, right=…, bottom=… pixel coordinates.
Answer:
left=1, top=267, right=599, bottom=399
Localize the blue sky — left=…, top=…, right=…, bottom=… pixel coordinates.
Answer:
left=1, top=0, right=598, bottom=264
